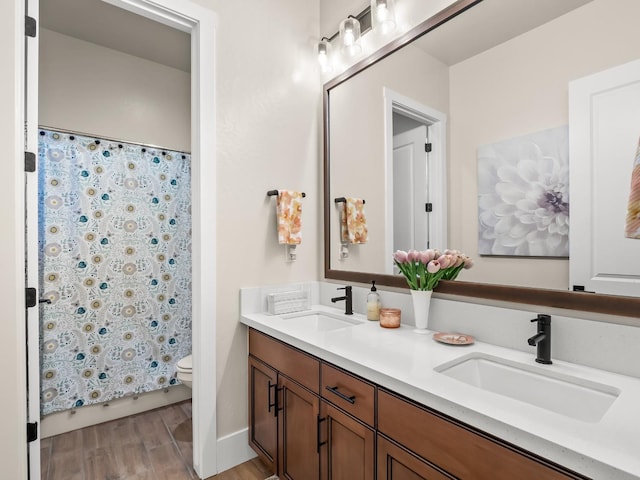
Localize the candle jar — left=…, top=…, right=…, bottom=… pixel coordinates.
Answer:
left=379, top=308, right=401, bottom=328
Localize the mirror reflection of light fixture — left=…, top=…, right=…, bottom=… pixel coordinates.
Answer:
left=371, top=0, right=396, bottom=34
left=317, top=37, right=333, bottom=73
left=340, top=15, right=362, bottom=56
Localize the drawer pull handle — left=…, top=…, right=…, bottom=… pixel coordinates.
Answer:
left=317, top=415, right=327, bottom=453
left=268, top=381, right=277, bottom=416
left=326, top=385, right=356, bottom=404
left=276, top=386, right=284, bottom=413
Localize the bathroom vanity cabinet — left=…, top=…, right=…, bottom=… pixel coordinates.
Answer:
left=248, top=356, right=278, bottom=472
left=249, top=329, right=375, bottom=480
left=248, top=329, right=320, bottom=479
left=320, top=363, right=376, bottom=480
left=248, top=328, right=588, bottom=480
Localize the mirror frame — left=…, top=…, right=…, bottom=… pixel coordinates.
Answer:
left=323, top=0, right=640, bottom=319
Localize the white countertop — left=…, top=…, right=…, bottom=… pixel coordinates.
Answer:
left=241, top=305, right=640, bottom=480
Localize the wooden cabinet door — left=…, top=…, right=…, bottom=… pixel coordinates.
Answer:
left=248, top=356, right=278, bottom=473
left=320, top=401, right=375, bottom=480
left=378, top=389, right=585, bottom=480
left=377, top=435, right=454, bottom=480
left=279, top=375, right=321, bottom=480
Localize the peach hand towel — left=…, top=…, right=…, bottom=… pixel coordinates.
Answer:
left=340, top=197, right=368, bottom=244
left=626, top=138, right=640, bottom=239
left=277, top=190, right=303, bottom=245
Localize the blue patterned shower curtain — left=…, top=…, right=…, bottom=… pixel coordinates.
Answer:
left=38, top=129, right=192, bottom=415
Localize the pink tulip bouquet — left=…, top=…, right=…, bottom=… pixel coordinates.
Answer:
left=393, top=249, right=474, bottom=291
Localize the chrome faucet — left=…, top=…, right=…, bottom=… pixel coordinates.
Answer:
left=331, top=286, right=353, bottom=315
left=528, top=314, right=552, bottom=364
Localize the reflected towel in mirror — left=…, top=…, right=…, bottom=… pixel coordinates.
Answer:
left=626, top=138, right=640, bottom=239
left=340, top=197, right=368, bottom=244
left=277, top=190, right=303, bottom=244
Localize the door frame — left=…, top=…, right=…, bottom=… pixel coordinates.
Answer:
left=22, top=0, right=218, bottom=477
left=25, top=1, right=40, bottom=478
left=383, top=87, right=447, bottom=273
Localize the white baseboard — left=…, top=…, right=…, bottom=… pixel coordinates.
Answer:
left=216, top=427, right=257, bottom=474
left=40, top=386, right=192, bottom=438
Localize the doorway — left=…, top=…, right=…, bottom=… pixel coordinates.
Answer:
left=383, top=87, right=447, bottom=274
left=23, top=0, right=217, bottom=478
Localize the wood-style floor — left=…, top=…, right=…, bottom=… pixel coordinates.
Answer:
left=40, top=400, right=274, bottom=480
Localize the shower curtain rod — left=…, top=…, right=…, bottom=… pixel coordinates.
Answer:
left=38, top=124, right=192, bottom=155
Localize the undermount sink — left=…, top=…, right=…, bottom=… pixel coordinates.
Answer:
left=280, top=310, right=362, bottom=331
left=435, top=353, right=620, bottom=423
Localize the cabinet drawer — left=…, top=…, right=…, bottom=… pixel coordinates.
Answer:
left=249, top=329, right=319, bottom=393
left=378, top=389, right=586, bottom=480
left=321, top=363, right=375, bottom=426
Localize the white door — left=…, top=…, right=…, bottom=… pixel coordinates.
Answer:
left=25, top=0, right=40, bottom=477
left=392, top=125, right=429, bottom=253
left=569, top=58, right=640, bottom=296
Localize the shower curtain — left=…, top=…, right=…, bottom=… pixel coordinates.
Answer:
left=38, top=129, right=192, bottom=415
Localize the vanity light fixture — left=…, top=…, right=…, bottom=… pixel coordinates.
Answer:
left=371, top=0, right=396, bottom=34
left=340, top=15, right=362, bottom=56
left=318, top=2, right=383, bottom=71
left=317, top=37, right=333, bottom=73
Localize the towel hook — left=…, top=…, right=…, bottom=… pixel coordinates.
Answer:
left=267, top=189, right=306, bottom=198
left=334, top=197, right=365, bottom=204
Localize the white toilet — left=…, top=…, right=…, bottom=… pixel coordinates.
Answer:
left=176, top=354, right=193, bottom=388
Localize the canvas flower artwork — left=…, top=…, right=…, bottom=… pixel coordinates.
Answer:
left=477, top=126, right=569, bottom=257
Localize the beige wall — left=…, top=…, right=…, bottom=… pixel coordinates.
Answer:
left=0, top=0, right=29, bottom=477
left=189, top=0, right=321, bottom=438
left=39, top=28, right=190, bottom=151
left=449, top=0, right=640, bottom=289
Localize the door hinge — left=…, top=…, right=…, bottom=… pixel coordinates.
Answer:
left=26, top=287, right=37, bottom=308
left=25, top=16, right=37, bottom=38
left=25, top=152, right=36, bottom=172
left=27, top=422, right=38, bottom=443
left=425, top=142, right=432, bottom=153
left=425, top=203, right=433, bottom=212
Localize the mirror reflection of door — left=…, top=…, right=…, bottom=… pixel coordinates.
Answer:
left=392, top=122, right=429, bottom=256
left=383, top=88, right=447, bottom=275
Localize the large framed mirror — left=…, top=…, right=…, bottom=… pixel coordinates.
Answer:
left=323, top=0, right=640, bottom=318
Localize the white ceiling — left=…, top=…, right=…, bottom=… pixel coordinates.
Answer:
left=40, top=0, right=592, bottom=75
left=39, top=0, right=191, bottom=72
left=413, top=0, right=593, bottom=66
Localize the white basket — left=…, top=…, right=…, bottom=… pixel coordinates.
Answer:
left=267, top=290, right=310, bottom=315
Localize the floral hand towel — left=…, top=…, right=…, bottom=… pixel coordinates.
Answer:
left=626, top=139, right=640, bottom=239
left=277, top=190, right=303, bottom=244
left=340, top=197, right=368, bottom=244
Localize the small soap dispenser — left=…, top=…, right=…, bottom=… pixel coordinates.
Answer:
left=367, top=281, right=381, bottom=321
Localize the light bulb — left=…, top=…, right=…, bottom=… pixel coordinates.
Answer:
left=372, top=0, right=396, bottom=35
left=317, top=38, right=333, bottom=73
left=339, top=16, right=362, bottom=56
left=343, top=29, right=355, bottom=46
left=377, top=3, right=389, bottom=21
